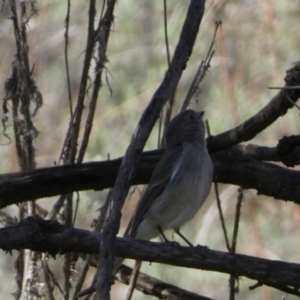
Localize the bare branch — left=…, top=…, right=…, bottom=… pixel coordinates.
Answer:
left=116, top=265, right=214, bottom=300
left=97, top=1, right=206, bottom=298
left=1, top=216, right=300, bottom=297
left=0, top=149, right=299, bottom=208
left=208, top=62, right=300, bottom=152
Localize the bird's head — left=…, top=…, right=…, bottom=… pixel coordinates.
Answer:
left=164, top=110, right=206, bottom=147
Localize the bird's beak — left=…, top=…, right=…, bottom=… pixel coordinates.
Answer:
left=197, top=111, right=205, bottom=119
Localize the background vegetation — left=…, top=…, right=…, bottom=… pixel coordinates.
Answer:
left=0, top=1, right=299, bottom=299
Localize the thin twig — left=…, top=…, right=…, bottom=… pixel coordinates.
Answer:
left=180, top=20, right=221, bottom=112
left=71, top=255, right=92, bottom=300
left=163, top=0, right=171, bottom=66
left=78, top=273, right=97, bottom=298
left=95, top=189, right=113, bottom=232
left=57, top=2, right=102, bottom=295
left=231, top=189, right=243, bottom=253
left=229, top=188, right=243, bottom=300
left=72, top=192, right=80, bottom=226
left=63, top=194, right=73, bottom=299
left=206, top=120, right=231, bottom=251
left=214, top=183, right=231, bottom=250
left=159, top=0, right=173, bottom=148
left=46, top=195, right=66, bottom=220
left=73, top=190, right=113, bottom=297
left=125, top=261, right=142, bottom=300
left=284, top=92, right=300, bottom=111
left=64, top=0, right=73, bottom=115
left=269, top=86, right=300, bottom=90
left=157, top=111, right=163, bottom=148
left=6, top=1, right=41, bottom=298
left=77, top=0, right=116, bottom=163
left=42, top=256, right=64, bottom=299
left=117, top=264, right=214, bottom=300
left=57, top=0, right=96, bottom=165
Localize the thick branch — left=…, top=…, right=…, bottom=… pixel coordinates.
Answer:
left=208, top=62, right=300, bottom=152
left=1, top=217, right=300, bottom=295
left=0, top=150, right=300, bottom=208
left=98, top=1, right=206, bottom=297
left=222, top=137, right=300, bottom=166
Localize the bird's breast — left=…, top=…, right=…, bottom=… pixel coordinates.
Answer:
left=151, top=142, right=213, bottom=230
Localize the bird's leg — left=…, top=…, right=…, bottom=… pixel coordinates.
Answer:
left=174, top=229, right=194, bottom=247
left=157, top=226, right=169, bottom=243
left=158, top=226, right=181, bottom=246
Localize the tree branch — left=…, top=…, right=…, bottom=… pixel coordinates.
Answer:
left=207, top=62, right=300, bottom=152
left=1, top=217, right=300, bottom=296
left=0, top=148, right=300, bottom=208
left=97, top=1, right=206, bottom=297
left=116, top=265, right=214, bottom=300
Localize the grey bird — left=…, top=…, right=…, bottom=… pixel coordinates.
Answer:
left=114, top=109, right=213, bottom=272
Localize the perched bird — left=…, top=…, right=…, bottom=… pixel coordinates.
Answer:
left=114, top=109, right=213, bottom=272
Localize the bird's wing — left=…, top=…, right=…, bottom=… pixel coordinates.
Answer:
left=129, top=143, right=184, bottom=237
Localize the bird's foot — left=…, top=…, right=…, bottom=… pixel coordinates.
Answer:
left=174, top=230, right=194, bottom=247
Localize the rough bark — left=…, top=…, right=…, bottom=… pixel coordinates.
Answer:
left=0, top=149, right=300, bottom=208
left=1, top=217, right=300, bottom=296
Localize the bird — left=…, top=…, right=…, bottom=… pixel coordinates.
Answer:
left=114, top=109, right=213, bottom=272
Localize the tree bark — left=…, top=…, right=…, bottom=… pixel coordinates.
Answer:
left=0, top=149, right=300, bottom=208
left=1, top=216, right=300, bottom=296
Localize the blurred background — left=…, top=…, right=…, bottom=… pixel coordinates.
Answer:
left=0, top=0, right=300, bottom=299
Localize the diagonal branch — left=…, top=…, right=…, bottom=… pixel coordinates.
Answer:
left=97, top=1, right=206, bottom=298
left=116, top=265, right=214, bottom=300
left=208, top=62, right=300, bottom=152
